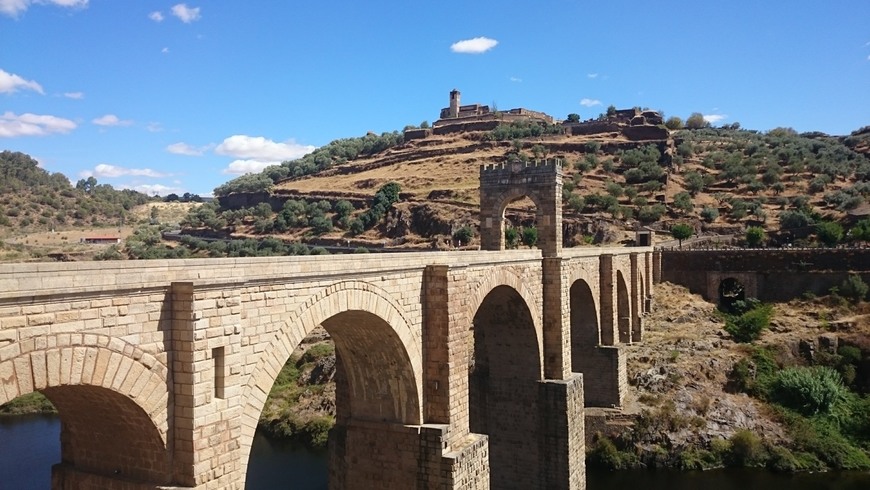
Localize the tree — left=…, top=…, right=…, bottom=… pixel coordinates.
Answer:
left=606, top=105, right=617, bottom=117
left=816, top=221, right=843, bottom=247
left=567, top=113, right=580, bottom=123
left=505, top=227, right=519, bottom=249
left=664, top=116, right=684, bottom=130
left=671, top=223, right=693, bottom=248
left=684, top=171, right=705, bottom=195
left=672, top=192, right=694, bottom=214
left=746, top=226, right=765, bottom=247
left=452, top=226, right=474, bottom=245
left=686, top=112, right=709, bottom=130
left=522, top=227, right=538, bottom=248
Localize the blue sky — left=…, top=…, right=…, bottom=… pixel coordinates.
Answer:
left=2, top=1, right=869, bottom=197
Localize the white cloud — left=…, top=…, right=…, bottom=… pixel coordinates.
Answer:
left=587, top=73, right=599, bottom=79
left=703, top=114, right=727, bottom=124
left=118, top=183, right=185, bottom=197
left=80, top=163, right=168, bottom=179
left=92, top=114, right=133, bottom=127
left=509, top=76, right=522, bottom=83
left=0, top=69, right=44, bottom=94
left=0, top=111, right=76, bottom=137
left=63, top=91, right=83, bottom=99
left=161, top=47, right=170, bottom=54
left=450, top=37, right=498, bottom=54
left=171, top=3, right=200, bottom=23
left=149, top=11, right=163, bottom=22
left=167, top=142, right=209, bottom=156
left=221, top=159, right=276, bottom=175
left=215, top=134, right=314, bottom=161
left=146, top=122, right=164, bottom=132
left=580, top=98, right=602, bottom=107
left=0, top=0, right=87, bottom=17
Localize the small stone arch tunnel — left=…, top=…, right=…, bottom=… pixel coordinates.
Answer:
left=479, top=159, right=563, bottom=256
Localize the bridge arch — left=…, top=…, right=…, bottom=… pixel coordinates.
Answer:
left=0, top=335, right=171, bottom=485
left=570, top=278, right=600, bottom=369
left=239, top=280, right=422, bottom=478
left=468, top=270, right=543, bottom=488
left=616, top=270, right=631, bottom=343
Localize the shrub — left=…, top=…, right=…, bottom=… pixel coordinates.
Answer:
left=452, top=226, right=474, bottom=244
left=700, top=206, right=719, bottom=223
left=724, top=303, right=773, bottom=343
left=505, top=228, right=519, bottom=249
left=746, top=226, right=765, bottom=247
left=522, top=227, right=538, bottom=248
left=816, top=221, right=843, bottom=247
left=770, top=366, right=848, bottom=416
left=838, top=275, right=868, bottom=303
left=728, top=429, right=767, bottom=467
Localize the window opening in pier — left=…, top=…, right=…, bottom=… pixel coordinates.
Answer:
left=213, top=346, right=226, bottom=399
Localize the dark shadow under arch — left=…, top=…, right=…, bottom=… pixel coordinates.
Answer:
left=570, top=279, right=600, bottom=373
left=617, top=270, right=631, bottom=343
left=44, top=385, right=171, bottom=485
left=719, top=277, right=746, bottom=311
left=470, top=285, right=542, bottom=489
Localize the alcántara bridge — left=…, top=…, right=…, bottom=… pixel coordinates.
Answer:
left=0, top=160, right=656, bottom=489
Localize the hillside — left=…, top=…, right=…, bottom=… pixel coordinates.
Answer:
left=198, top=120, right=870, bottom=251
left=0, top=151, right=164, bottom=261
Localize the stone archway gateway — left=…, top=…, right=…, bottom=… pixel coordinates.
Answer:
left=479, top=159, right=564, bottom=256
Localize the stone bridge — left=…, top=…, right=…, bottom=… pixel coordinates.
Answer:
left=0, top=247, right=654, bottom=489
left=0, top=160, right=657, bottom=489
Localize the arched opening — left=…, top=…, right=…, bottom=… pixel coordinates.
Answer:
left=0, top=385, right=170, bottom=488
left=242, top=285, right=422, bottom=489
left=719, top=277, right=746, bottom=312
left=470, top=285, right=542, bottom=489
left=501, top=195, right=540, bottom=250
left=570, top=279, right=600, bottom=372
left=617, top=270, right=631, bottom=343
left=633, top=271, right=645, bottom=342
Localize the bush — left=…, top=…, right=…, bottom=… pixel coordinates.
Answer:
left=746, top=226, right=765, bottom=247
left=452, top=226, right=475, bottom=244
left=839, top=275, right=868, bottom=302
left=724, top=303, right=773, bottom=343
left=770, top=366, right=848, bottom=416
left=700, top=206, right=719, bottom=223
left=728, top=429, right=767, bottom=467
left=816, top=221, right=844, bottom=247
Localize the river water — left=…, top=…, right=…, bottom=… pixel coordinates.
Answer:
left=2, top=415, right=869, bottom=489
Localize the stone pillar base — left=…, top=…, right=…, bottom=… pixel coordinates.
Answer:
left=52, top=463, right=182, bottom=490
left=329, top=420, right=490, bottom=489
left=573, top=345, right=627, bottom=408
left=538, top=375, right=586, bottom=490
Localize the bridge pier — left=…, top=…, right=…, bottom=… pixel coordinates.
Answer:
left=328, top=420, right=490, bottom=489
left=538, top=375, right=586, bottom=489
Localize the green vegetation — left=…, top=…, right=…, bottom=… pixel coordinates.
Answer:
left=259, top=342, right=336, bottom=448
left=746, top=226, right=766, bottom=247
left=0, top=151, right=155, bottom=231
left=723, top=302, right=773, bottom=343
left=486, top=120, right=564, bottom=142
left=0, top=392, right=56, bottom=415
left=670, top=223, right=693, bottom=248
left=726, top=336, right=870, bottom=471
left=214, top=131, right=404, bottom=197
left=522, top=227, right=538, bottom=248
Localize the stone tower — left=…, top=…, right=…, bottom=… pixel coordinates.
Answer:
left=479, top=159, right=564, bottom=257
left=449, top=89, right=460, bottom=118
